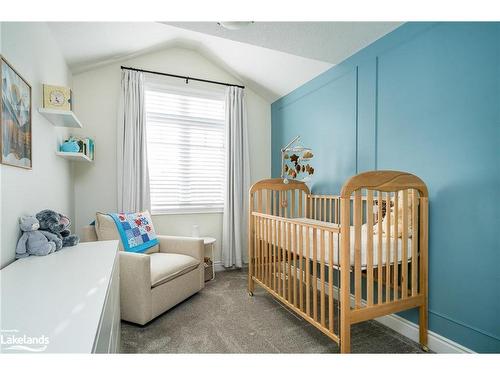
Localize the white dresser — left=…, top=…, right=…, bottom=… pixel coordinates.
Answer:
left=0, top=240, right=120, bottom=353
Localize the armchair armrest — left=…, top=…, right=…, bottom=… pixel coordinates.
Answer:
left=157, top=235, right=204, bottom=262
left=119, top=252, right=152, bottom=325
left=82, top=225, right=98, bottom=242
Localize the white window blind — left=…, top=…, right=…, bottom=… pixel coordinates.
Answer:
left=145, top=82, right=225, bottom=214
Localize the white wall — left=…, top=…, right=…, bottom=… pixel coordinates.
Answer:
left=1, top=23, right=74, bottom=268
left=72, top=47, right=271, bottom=265
left=0, top=22, right=3, bottom=257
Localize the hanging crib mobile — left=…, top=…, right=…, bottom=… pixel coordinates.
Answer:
left=280, top=135, right=315, bottom=184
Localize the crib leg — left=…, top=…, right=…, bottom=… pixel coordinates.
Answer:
left=419, top=304, right=428, bottom=351
left=340, top=322, right=351, bottom=353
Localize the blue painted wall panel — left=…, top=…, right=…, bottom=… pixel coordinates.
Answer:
left=272, top=67, right=358, bottom=194
left=271, top=22, right=500, bottom=352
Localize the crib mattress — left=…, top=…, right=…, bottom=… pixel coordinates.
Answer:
left=257, top=217, right=413, bottom=269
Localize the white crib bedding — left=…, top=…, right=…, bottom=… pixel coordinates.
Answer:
left=257, top=218, right=413, bottom=269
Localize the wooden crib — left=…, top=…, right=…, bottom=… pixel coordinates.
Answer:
left=247, top=170, right=429, bottom=353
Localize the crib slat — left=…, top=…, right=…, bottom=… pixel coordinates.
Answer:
left=282, top=223, right=288, bottom=299
left=263, top=219, right=269, bottom=285
left=272, top=219, right=276, bottom=292
left=402, top=190, right=409, bottom=298
left=315, top=196, right=319, bottom=220
left=291, top=190, right=296, bottom=219
left=253, top=215, right=257, bottom=281
left=267, top=217, right=272, bottom=286
left=293, top=224, right=298, bottom=307
left=255, top=215, right=259, bottom=280
left=284, top=191, right=289, bottom=218
left=266, top=190, right=271, bottom=215
left=377, top=192, right=383, bottom=304
left=307, top=194, right=311, bottom=219
left=298, top=191, right=303, bottom=217
left=412, top=190, right=419, bottom=296
left=324, top=197, right=327, bottom=221
left=367, top=190, right=374, bottom=306
left=279, top=191, right=283, bottom=217
left=316, top=196, right=318, bottom=220
left=261, top=217, right=266, bottom=284
left=264, top=217, right=268, bottom=285
left=312, top=228, right=318, bottom=321
left=354, top=190, right=362, bottom=308
left=263, top=217, right=267, bottom=284
left=299, top=221, right=304, bottom=311
left=256, top=216, right=261, bottom=280
left=287, top=222, right=292, bottom=301
left=277, top=220, right=282, bottom=296
left=269, top=218, right=273, bottom=287
left=393, top=191, right=399, bottom=301
left=340, top=197, right=351, bottom=352
left=320, top=229, right=326, bottom=327
left=335, top=197, right=340, bottom=223
left=327, top=197, right=331, bottom=223
left=273, top=191, right=277, bottom=216
left=385, top=192, right=391, bottom=302
left=283, top=221, right=287, bottom=298
left=258, top=190, right=263, bottom=213
left=328, top=231, right=334, bottom=332
left=261, top=217, right=265, bottom=284
left=306, top=225, right=311, bottom=317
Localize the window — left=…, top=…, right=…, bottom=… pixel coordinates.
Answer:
left=145, top=81, right=225, bottom=214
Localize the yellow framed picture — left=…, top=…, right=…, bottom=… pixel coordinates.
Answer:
left=43, top=84, right=72, bottom=111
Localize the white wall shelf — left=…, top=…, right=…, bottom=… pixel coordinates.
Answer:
left=56, top=151, right=92, bottom=162
left=38, top=108, right=83, bottom=128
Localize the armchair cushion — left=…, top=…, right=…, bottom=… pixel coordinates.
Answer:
left=150, top=253, right=200, bottom=288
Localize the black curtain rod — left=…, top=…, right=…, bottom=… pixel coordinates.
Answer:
left=120, top=66, right=245, bottom=89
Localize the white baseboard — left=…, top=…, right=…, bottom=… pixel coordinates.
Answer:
left=375, top=313, right=474, bottom=353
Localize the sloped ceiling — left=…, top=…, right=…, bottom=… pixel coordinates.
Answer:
left=165, top=22, right=402, bottom=64
left=48, top=22, right=401, bottom=102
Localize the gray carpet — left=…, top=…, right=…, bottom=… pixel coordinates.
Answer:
left=121, top=268, right=428, bottom=353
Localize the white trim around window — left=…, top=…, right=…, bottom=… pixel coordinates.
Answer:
left=145, top=76, right=226, bottom=215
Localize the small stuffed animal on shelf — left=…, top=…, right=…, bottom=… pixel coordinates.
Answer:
left=15, top=216, right=63, bottom=259
left=36, top=209, right=80, bottom=248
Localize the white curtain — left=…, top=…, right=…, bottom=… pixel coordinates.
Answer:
left=222, top=87, right=250, bottom=268
left=117, top=70, right=151, bottom=212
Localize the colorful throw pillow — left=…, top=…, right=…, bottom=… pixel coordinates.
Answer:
left=108, top=211, right=159, bottom=253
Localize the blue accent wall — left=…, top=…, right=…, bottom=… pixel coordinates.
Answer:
left=271, top=22, right=500, bottom=353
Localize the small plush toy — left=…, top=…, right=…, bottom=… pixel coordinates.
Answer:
left=36, top=209, right=80, bottom=248
left=15, top=215, right=62, bottom=259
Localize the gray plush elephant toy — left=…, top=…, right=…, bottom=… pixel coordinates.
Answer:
left=36, top=209, right=79, bottom=248
left=15, top=215, right=63, bottom=259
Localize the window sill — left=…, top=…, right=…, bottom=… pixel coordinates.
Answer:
left=151, top=209, right=224, bottom=216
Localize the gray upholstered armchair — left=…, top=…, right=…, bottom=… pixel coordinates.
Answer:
left=82, top=213, right=204, bottom=325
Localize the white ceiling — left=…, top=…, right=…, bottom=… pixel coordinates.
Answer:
left=48, top=22, right=401, bottom=101
left=165, top=22, right=402, bottom=64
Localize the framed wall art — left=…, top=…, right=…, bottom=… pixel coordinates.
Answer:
left=1, top=55, right=32, bottom=169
